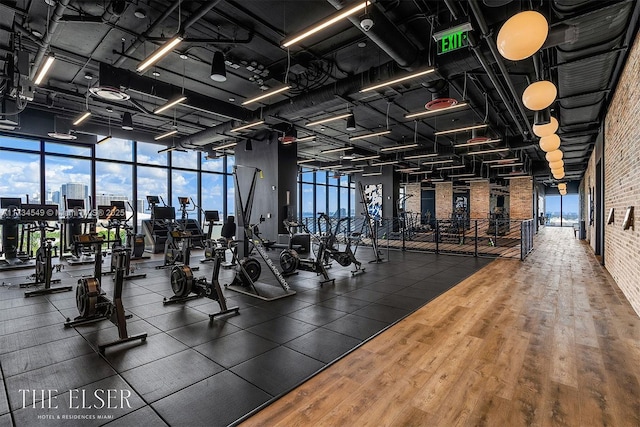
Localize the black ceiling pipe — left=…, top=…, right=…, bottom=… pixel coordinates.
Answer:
left=326, top=0, right=420, bottom=69
left=468, top=0, right=534, bottom=137
left=29, top=0, right=71, bottom=81
left=467, top=32, right=529, bottom=138
left=102, top=0, right=126, bottom=22
left=113, top=0, right=182, bottom=67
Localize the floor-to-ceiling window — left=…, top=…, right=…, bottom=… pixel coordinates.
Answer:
left=545, top=194, right=580, bottom=227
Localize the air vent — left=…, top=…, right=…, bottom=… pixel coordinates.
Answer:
left=47, top=132, right=77, bottom=140
left=425, top=98, right=458, bottom=110
left=89, top=86, right=130, bottom=101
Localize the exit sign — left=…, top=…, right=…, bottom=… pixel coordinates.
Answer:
left=437, top=30, right=469, bottom=54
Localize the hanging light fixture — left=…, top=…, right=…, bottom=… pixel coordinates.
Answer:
left=137, top=35, right=183, bottom=72
left=346, top=114, right=356, bottom=131
left=522, top=81, right=557, bottom=111
left=552, top=170, right=565, bottom=179
left=210, top=51, right=227, bottom=82
left=545, top=150, right=563, bottom=162
left=533, top=116, right=558, bottom=137
left=539, top=134, right=560, bottom=152
left=245, top=139, right=252, bottom=151
left=34, top=55, right=55, bottom=86
left=121, top=112, right=133, bottom=131
left=549, top=159, right=564, bottom=170
left=497, top=11, right=549, bottom=61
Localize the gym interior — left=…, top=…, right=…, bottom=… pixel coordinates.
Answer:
left=0, top=1, right=639, bottom=426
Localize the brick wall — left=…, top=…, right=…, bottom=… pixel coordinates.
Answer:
left=603, top=32, right=640, bottom=317
left=581, top=147, right=597, bottom=250
left=509, top=177, right=533, bottom=220
left=404, top=183, right=421, bottom=213
left=470, top=180, right=490, bottom=219
left=435, top=182, right=453, bottom=219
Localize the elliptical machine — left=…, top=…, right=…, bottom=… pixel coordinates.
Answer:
left=156, top=224, right=199, bottom=271
left=65, top=236, right=147, bottom=355
left=164, top=245, right=239, bottom=319
left=317, top=213, right=365, bottom=276
left=20, top=204, right=73, bottom=297
left=99, top=203, right=147, bottom=280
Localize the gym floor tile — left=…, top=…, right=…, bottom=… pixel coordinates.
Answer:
left=374, top=293, right=430, bottom=311
left=120, top=349, right=223, bottom=403
left=0, top=302, right=57, bottom=323
left=246, top=316, right=317, bottom=344
left=189, top=299, right=242, bottom=317
left=284, top=328, right=362, bottom=363
left=152, top=371, right=271, bottom=427
left=0, top=294, right=46, bottom=309
left=362, top=280, right=410, bottom=293
left=11, top=374, right=146, bottom=426
left=166, top=319, right=240, bottom=348
left=318, top=295, right=371, bottom=313
left=0, top=384, right=7, bottom=416
left=287, top=305, right=347, bottom=327
left=0, top=335, right=94, bottom=378
left=0, top=322, right=79, bottom=355
left=143, top=308, right=210, bottom=331
left=101, top=333, right=188, bottom=372
left=323, top=313, right=390, bottom=341
left=352, top=303, right=411, bottom=324
left=294, top=288, right=341, bottom=304
left=230, top=346, right=325, bottom=397
left=254, top=297, right=313, bottom=315
left=224, top=306, right=281, bottom=329
left=341, top=288, right=389, bottom=303
left=105, top=405, right=169, bottom=427
left=4, top=353, right=117, bottom=410
left=121, top=292, right=167, bottom=309
left=194, top=330, right=278, bottom=368
left=395, top=286, right=442, bottom=299
left=125, top=301, right=185, bottom=320
left=0, top=414, right=9, bottom=427
left=0, top=310, right=66, bottom=336
left=79, top=319, right=163, bottom=347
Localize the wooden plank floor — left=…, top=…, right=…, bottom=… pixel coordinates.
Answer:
left=240, top=227, right=640, bottom=427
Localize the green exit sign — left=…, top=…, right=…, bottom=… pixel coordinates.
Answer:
left=438, top=30, right=469, bottom=54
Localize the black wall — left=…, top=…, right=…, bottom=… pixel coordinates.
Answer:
left=354, top=165, right=399, bottom=219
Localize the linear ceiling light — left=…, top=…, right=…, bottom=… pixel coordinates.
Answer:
left=405, top=153, right=438, bottom=160
left=349, top=130, right=391, bottom=141
left=362, top=171, right=382, bottom=177
left=154, top=96, right=187, bottom=115
left=306, top=113, right=351, bottom=127
left=154, top=129, right=178, bottom=140
left=396, top=167, right=421, bottom=172
left=321, top=146, right=354, bottom=154
left=437, top=165, right=466, bottom=170
left=137, top=35, right=183, bottom=72
left=96, top=135, right=112, bottom=144
left=469, top=148, right=510, bottom=155
left=454, top=138, right=503, bottom=148
left=434, top=124, right=488, bottom=136
left=449, top=173, right=477, bottom=178
left=72, top=110, right=92, bottom=126
left=371, top=160, right=399, bottom=166
left=380, top=143, right=418, bottom=152
left=241, top=86, right=290, bottom=106
left=297, top=159, right=315, bottom=164
left=490, top=162, right=523, bottom=168
left=482, top=157, right=519, bottom=164
left=408, top=170, right=431, bottom=175
left=423, top=177, right=445, bottom=182
left=404, top=102, right=468, bottom=119
left=360, top=68, right=436, bottom=92
left=319, top=164, right=347, bottom=170
left=281, top=1, right=370, bottom=48
left=422, top=159, right=454, bottom=165
left=215, top=141, right=238, bottom=151
left=296, top=135, right=316, bottom=142
left=34, top=55, right=55, bottom=86
left=350, top=154, right=380, bottom=161
left=342, top=168, right=364, bottom=173
left=157, top=146, right=177, bottom=154
left=231, top=120, right=265, bottom=132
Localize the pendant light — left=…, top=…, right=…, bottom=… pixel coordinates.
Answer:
left=539, top=134, right=560, bottom=152
left=497, top=11, right=549, bottom=61
left=121, top=112, right=133, bottom=131
left=545, top=150, right=563, bottom=162
left=210, top=51, right=227, bottom=82
left=523, top=80, right=557, bottom=111
left=533, top=116, right=559, bottom=137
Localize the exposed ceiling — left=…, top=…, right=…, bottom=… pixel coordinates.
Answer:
left=0, top=0, right=638, bottom=188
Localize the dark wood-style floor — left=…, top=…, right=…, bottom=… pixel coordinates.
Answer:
left=242, top=227, right=640, bottom=426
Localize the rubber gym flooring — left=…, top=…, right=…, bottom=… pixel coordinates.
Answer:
left=0, top=248, right=492, bottom=426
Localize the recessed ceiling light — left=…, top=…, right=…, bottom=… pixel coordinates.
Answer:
left=134, top=9, right=146, bottom=19
left=152, top=71, right=160, bottom=77
left=229, top=97, right=235, bottom=102
left=179, top=53, right=188, bottom=60
left=84, top=73, right=93, bottom=80
left=357, top=41, right=367, bottom=48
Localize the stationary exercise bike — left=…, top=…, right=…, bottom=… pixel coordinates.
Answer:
left=318, top=213, right=365, bottom=276
left=279, top=219, right=334, bottom=286
left=99, top=203, right=147, bottom=280
left=20, top=204, right=73, bottom=297
left=156, top=224, right=198, bottom=271
left=65, top=235, right=147, bottom=355
left=164, top=245, right=239, bottom=319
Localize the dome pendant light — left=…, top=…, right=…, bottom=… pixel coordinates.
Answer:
left=539, top=134, right=560, bottom=152
left=122, top=112, right=134, bottom=131
left=545, top=149, right=563, bottom=162
left=533, top=116, right=558, bottom=137
left=523, top=80, right=557, bottom=111
left=497, top=11, right=549, bottom=61
left=346, top=114, right=356, bottom=131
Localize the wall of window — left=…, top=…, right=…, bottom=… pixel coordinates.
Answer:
left=297, top=168, right=353, bottom=232
left=544, top=194, right=580, bottom=227
left=0, top=134, right=235, bottom=235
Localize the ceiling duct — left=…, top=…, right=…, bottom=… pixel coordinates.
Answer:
left=423, top=80, right=458, bottom=110
left=326, top=0, right=420, bottom=69
left=29, top=0, right=71, bottom=81
left=101, top=0, right=126, bottom=22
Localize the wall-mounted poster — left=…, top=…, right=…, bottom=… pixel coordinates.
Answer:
left=364, top=183, right=383, bottom=225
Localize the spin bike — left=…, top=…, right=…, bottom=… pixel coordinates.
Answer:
left=99, top=203, right=147, bottom=280
left=318, top=214, right=365, bottom=276
left=20, top=204, right=73, bottom=297
left=164, top=245, right=239, bottom=319
left=279, top=219, right=334, bottom=286
left=156, top=224, right=198, bottom=271
left=65, top=236, right=147, bottom=354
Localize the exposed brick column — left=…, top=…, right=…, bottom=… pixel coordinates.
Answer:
left=435, top=182, right=453, bottom=219
left=470, top=180, right=490, bottom=219
left=509, top=177, right=533, bottom=220
left=404, top=183, right=421, bottom=213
